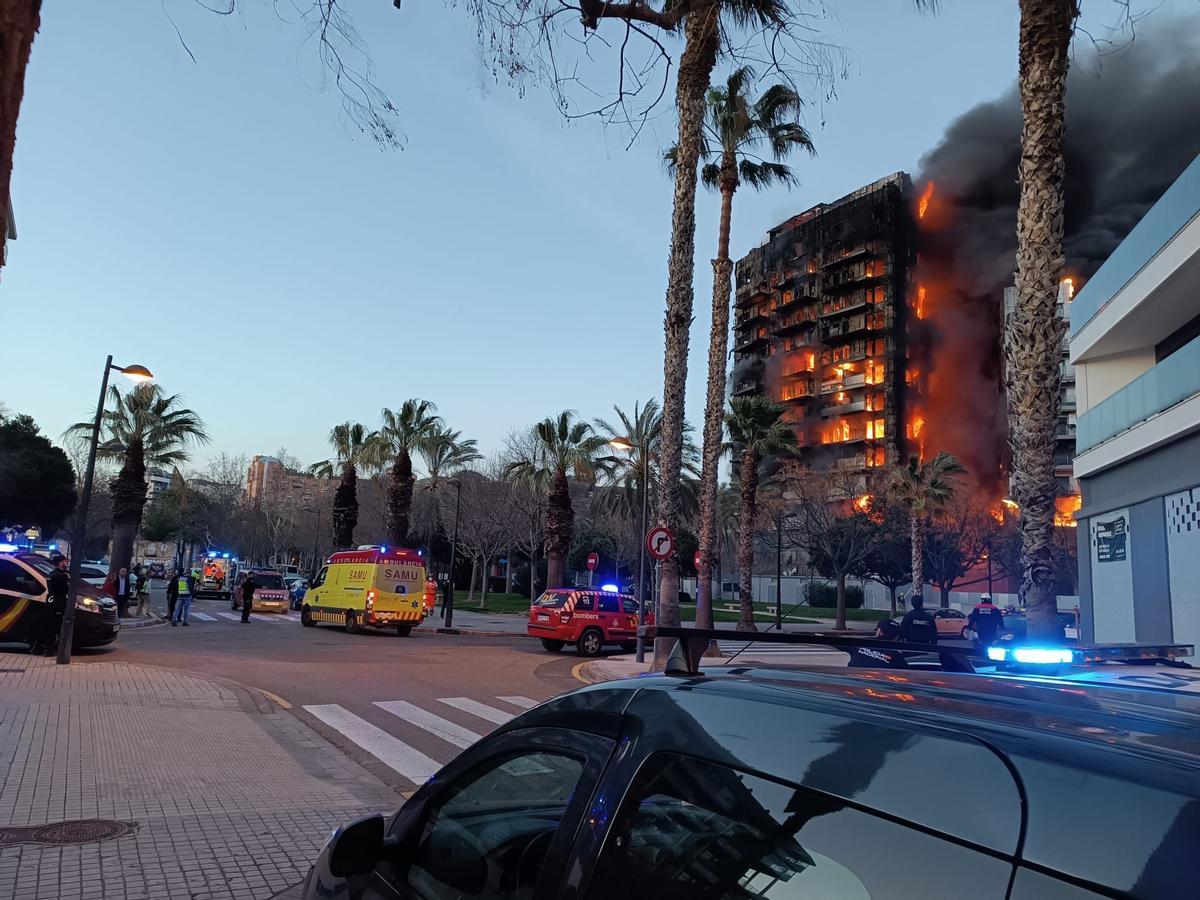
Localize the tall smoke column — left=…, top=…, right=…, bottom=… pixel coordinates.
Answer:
left=913, top=21, right=1200, bottom=490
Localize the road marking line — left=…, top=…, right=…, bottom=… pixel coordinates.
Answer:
left=217, top=612, right=243, bottom=622
left=303, top=704, right=439, bottom=782
left=259, top=689, right=292, bottom=709
left=189, top=612, right=218, bottom=622
left=496, top=696, right=538, bottom=710
left=374, top=701, right=482, bottom=749
left=251, top=614, right=285, bottom=623
left=438, top=697, right=513, bottom=725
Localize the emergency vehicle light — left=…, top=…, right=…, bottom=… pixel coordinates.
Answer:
left=986, top=647, right=1007, bottom=662
left=601, top=584, right=619, bottom=593
left=1013, top=647, right=1073, bottom=665
left=0, top=543, right=19, bottom=553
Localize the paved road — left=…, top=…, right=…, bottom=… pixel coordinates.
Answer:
left=74, top=589, right=594, bottom=794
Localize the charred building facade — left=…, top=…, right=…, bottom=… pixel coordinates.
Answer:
left=732, top=173, right=917, bottom=479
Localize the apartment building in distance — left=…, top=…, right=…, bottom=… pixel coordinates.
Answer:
left=1069, top=152, right=1200, bottom=651
left=246, top=454, right=332, bottom=510
left=732, top=173, right=916, bottom=481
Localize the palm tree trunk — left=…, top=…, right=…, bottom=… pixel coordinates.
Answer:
left=696, top=179, right=737, bottom=633
left=0, top=0, right=40, bottom=273
left=910, top=514, right=924, bottom=597
left=654, top=4, right=721, bottom=667
left=109, top=440, right=148, bottom=578
left=736, top=448, right=759, bottom=632
left=545, top=471, right=573, bottom=590
left=332, top=464, right=359, bottom=549
left=835, top=573, right=847, bottom=631
left=386, top=450, right=414, bottom=546
left=1011, top=0, right=1077, bottom=641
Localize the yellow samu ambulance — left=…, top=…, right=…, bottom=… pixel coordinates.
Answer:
left=300, top=546, right=428, bottom=636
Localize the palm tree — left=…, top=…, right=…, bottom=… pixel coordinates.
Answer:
left=418, top=426, right=482, bottom=493
left=309, top=422, right=377, bottom=550
left=1009, top=0, right=1079, bottom=639
left=725, top=397, right=797, bottom=631
left=671, top=66, right=814, bottom=632
left=68, top=383, right=208, bottom=579
left=887, top=452, right=965, bottom=606
left=504, top=412, right=608, bottom=591
left=376, top=399, right=442, bottom=546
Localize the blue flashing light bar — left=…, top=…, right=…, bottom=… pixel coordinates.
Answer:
left=222, top=552, right=230, bottom=558
left=0, top=543, right=20, bottom=553
left=600, top=583, right=619, bottom=593
left=987, top=646, right=1074, bottom=665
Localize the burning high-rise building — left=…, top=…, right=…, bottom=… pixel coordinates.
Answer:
left=732, top=173, right=917, bottom=482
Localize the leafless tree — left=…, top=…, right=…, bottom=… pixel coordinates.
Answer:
left=924, top=499, right=996, bottom=609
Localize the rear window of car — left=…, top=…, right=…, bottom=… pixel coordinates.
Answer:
left=534, top=591, right=572, bottom=609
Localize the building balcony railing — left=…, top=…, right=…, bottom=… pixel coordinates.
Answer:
left=732, top=379, right=760, bottom=396
left=775, top=316, right=817, bottom=335
left=820, top=315, right=869, bottom=341
left=1076, top=332, right=1200, bottom=453
left=836, top=456, right=866, bottom=470
left=822, top=399, right=868, bottom=416
left=821, top=246, right=873, bottom=268
left=780, top=383, right=815, bottom=402
left=734, top=333, right=770, bottom=353
left=1070, top=152, right=1200, bottom=337
left=819, top=298, right=870, bottom=319
left=735, top=308, right=770, bottom=329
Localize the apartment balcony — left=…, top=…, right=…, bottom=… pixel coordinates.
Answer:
left=822, top=246, right=873, bottom=268
left=734, top=332, right=771, bottom=353
left=819, top=298, right=869, bottom=319
left=735, top=307, right=770, bottom=329
left=836, top=455, right=867, bottom=471
left=822, top=399, right=868, bottom=417
left=1075, top=332, right=1200, bottom=470
left=732, top=378, right=760, bottom=397
left=820, top=315, right=869, bottom=341
left=779, top=382, right=816, bottom=403
left=775, top=316, right=817, bottom=335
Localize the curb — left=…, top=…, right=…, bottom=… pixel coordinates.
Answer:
left=433, top=627, right=534, bottom=638
left=118, top=614, right=166, bottom=629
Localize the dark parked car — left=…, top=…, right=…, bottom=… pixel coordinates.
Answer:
left=301, top=637, right=1199, bottom=899
left=0, top=553, right=120, bottom=649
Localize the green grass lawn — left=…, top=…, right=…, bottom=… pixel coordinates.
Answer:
left=450, top=591, right=532, bottom=614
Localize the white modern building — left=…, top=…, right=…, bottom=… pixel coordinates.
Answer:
left=1070, top=152, right=1200, bottom=651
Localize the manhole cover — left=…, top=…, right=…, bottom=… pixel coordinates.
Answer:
left=0, top=819, right=135, bottom=847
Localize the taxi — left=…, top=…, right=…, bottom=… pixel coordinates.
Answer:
left=301, top=547, right=428, bottom=636
left=528, top=587, right=644, bottom=656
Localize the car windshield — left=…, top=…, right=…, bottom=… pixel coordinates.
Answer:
left=253, top=574, right=285, bottom=589
left=19, top=555, right=54, bottom=575
left=533, top=590, right=572, bottom=609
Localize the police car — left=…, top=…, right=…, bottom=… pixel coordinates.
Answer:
left=302, top=626, right=1197, bottom=899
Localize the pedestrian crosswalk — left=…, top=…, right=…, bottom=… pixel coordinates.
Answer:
left=203, top=611, right=299, bottom=624
left=303, top=694, right=540, bottom=784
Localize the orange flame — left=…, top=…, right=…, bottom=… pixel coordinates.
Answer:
left=854, top=494, right=873, bottom=513
left=1054, top=495, right=1081, bottom=528
left=1062, top=277, right=1075, bottom=300
left=917, top=181, right=935, bottom=220
left=915, top=284, right=926, bottom=320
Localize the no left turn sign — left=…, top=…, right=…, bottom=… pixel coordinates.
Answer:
left=646, top=526, right=675, bottom=561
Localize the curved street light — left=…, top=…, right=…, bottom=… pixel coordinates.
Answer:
left=58, top=356, right=154, bottom=664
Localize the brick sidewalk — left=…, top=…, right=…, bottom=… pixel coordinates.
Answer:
left=0, top=653, right=400, bottom=900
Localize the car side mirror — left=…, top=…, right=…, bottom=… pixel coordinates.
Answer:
left=328, top=814, right=388, bottom=878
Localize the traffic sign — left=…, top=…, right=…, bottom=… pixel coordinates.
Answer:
left=646, top=526, right=675, bottom=561
left=586, top=552, right=599, bottom=571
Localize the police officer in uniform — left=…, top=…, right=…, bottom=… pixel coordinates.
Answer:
left=240, top=574, right=255, bottom=623
left=898, top=593, right=938, bottom=646
left=967, top=593, right=1005, bottom=652
left=35, top=554, right=71, bottom=656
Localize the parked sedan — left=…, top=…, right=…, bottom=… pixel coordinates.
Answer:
left=931, top=607, right=969, bottom=638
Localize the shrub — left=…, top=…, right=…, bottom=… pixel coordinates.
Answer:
left=803, top=581, right=864, bottom=609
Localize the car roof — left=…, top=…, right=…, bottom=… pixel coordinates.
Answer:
left=513, top=664, right=1200, bottom=887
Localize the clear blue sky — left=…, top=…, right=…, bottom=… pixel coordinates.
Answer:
left=5, top=0, right=1185, bottom=470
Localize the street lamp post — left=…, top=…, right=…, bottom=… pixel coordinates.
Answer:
left=304, top=506, right=323, bottom=577
left=776, top=513, right=783, bottom=632
left=58, top=356, right=153, bottom=665
left=443, top=479, right=462, bottom=629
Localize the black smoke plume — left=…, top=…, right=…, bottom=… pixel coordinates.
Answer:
left=914, top=21, right=1200, bottom=489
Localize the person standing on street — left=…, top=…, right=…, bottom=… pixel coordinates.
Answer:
left=114, top=567, right=132, bottom=618
left=34, top=554, right=71, bottom=656
left=172, top=572, right=193, bottom=627
left=240, top=574, right=255, bottom=623
left=898, top=594, right=938, bottom=646
left=185, top=570, right=196, bottom=598
left=166, top=570, right=180, bottom=625
left=967, top=593, right=1005, bottom=652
